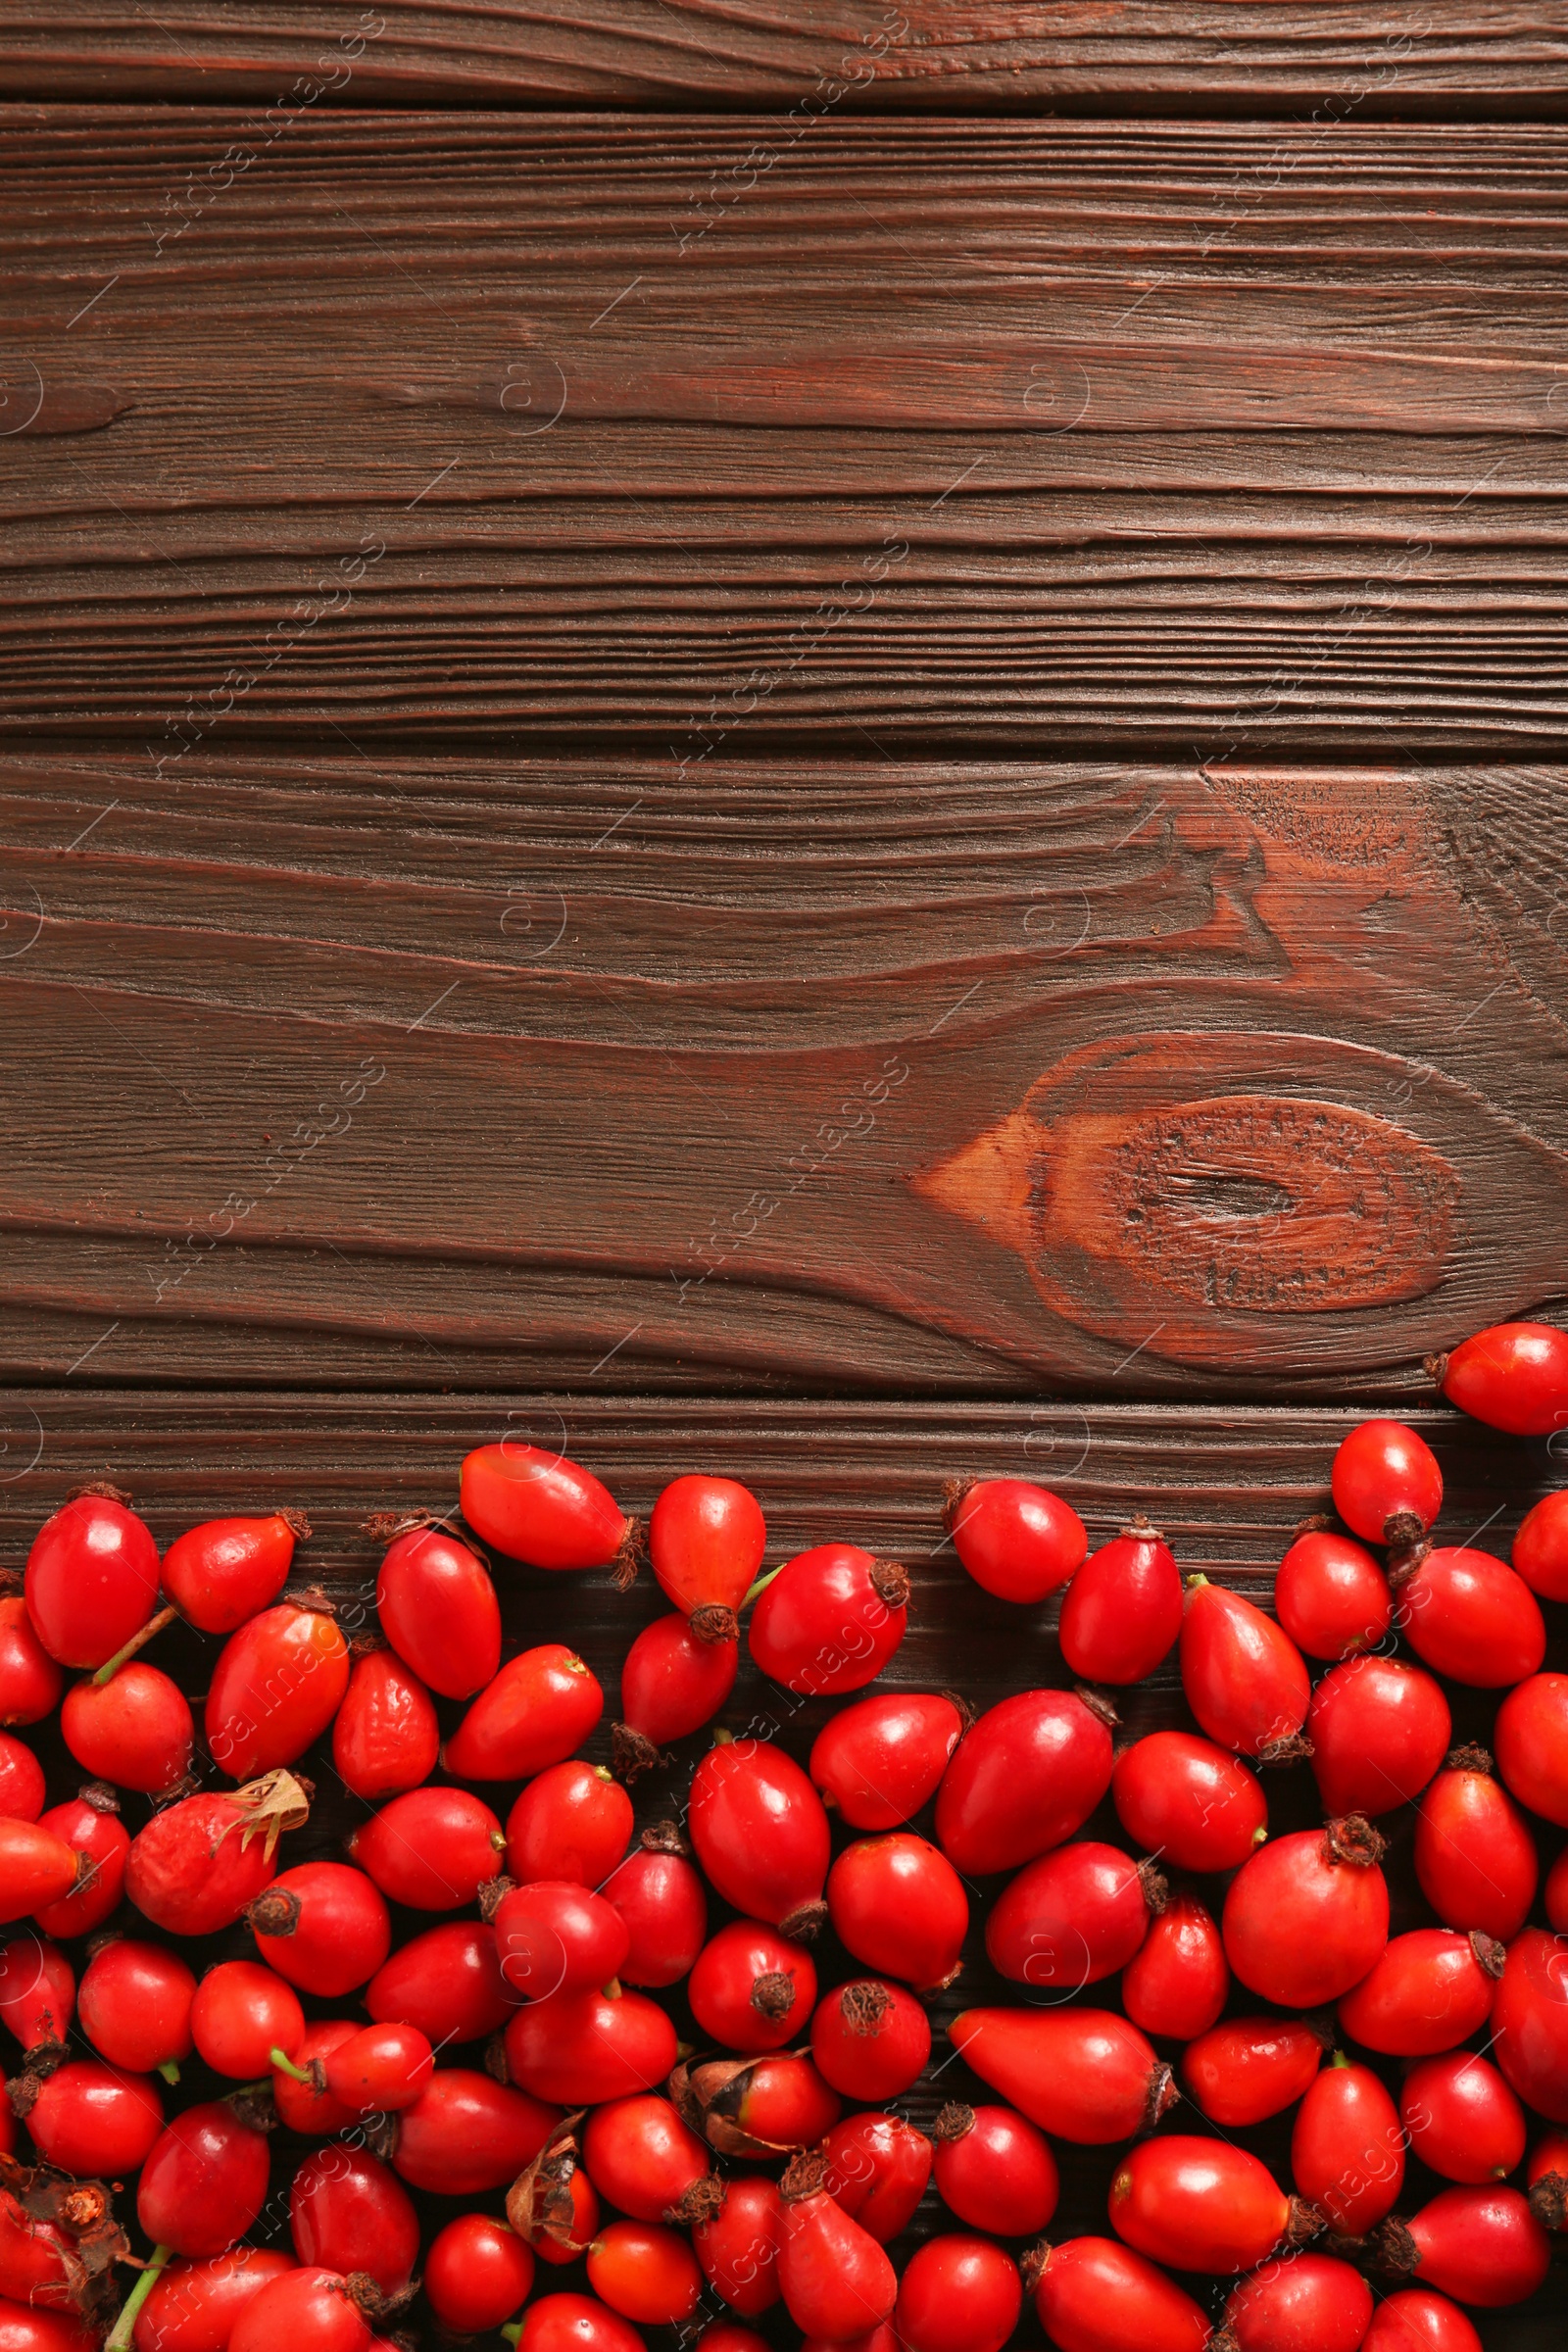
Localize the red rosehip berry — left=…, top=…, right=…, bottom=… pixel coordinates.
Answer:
left=1058, top=1518, right=1182, bottom=1685
left=1331, top=1417, right=1442, bottom=1544
left=944, top=1476, right=1087, bottom=1603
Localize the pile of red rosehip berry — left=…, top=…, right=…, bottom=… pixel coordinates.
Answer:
left=0, top=1323, right=1566, bottom=2352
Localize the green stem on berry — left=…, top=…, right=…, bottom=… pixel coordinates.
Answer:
left=93, top=1604, right=178, bottom=1686
left=270, top=2045, right=314, bottom=2083
left=157, top=2059, right=180, bottom=2085
left=106, top=2244, right=172, bottom=2350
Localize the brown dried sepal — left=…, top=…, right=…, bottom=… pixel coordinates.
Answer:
left=941, top=1478, right=976, bottom=1531
left=246, top=1887, right=301, bottom=1939
left=0, top=1571, right=23, bottom=1596
left=689, top=1604, right=738, bottom=1646
left=664, top=2176, right=726, bottom=2228
left=1137, top=1860, right=1169, bottom=1916
left=751, top=1971, right=797, bottom=2023
left=1074, top=1686, right=1121, bottom=1730
left=671, top=2056, right=810, bottom=2160
left=346, top=2271, right=418, bottom=2325
left=223, top=1769, right=313, bottom=1862
left=223, top=2084, right=277, bottom=2133
left=362, top=1510, right=436, bottom=1544
left=778, top=1897, right=828, bottom=1942
left=611, top=1517, right=644, bottom=1593
left=779, top=2149, right=828, bottom=2204
left=477, top=1875, right=514, bottom=1925
left=77, top=1783, right=121, bottom=1817
left=1447, top=1744, right=1494, bottom=1776
left=0, top=2154, right=129, bottom=2326
left=1323, top=1815, right=1387, bottom=1870
left=1121, top=1512, right=1165, bottom=1543
left=1019, top=2239, right=1052, bottom=2296
left=641, top=1821, right=691, bottom=1857
left=1529, top=2171, right=1568, bottom=2232
left=360, top=2111, right=396, bottom=2162
left=1423, top=1351, right=1450, bottom=1389
left=611, top=1723, right=672, bottom=1784
left=1283, top=2197, right=1325, bottom=2248
left=1367, top=2217, right=1420, bottom=2278
left=508, top=2112, right=594, bottom=2254
left=938, top=1689, right=975, bottom=1735
left=839, top=1982, right=893, bottom=2036
left=1384, top=1524, right=1431, bottom=1579
left=66, top=1482, right=133, bottom=1506
left=1294, top=1512, right=1336, bottom=1537
left=1258, top=1732, right=1314, bottom=1766
left=348, top=1629, right=386, bottom=1660
left=283, top=1583, right=339, bottom=1620
left=277, top=1507, right=313, bottom=1541
left=869, top=1558, right=910, bottom=1611
left=930, top=2102, right=976, bottom=2145
left=1470, top=1931, right=1506, bottom=1980
left=1143, top=2063, right=1178, bottom=2133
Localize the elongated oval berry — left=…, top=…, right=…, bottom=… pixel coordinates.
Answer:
left=250, top=1860, right=391, bottom=1994
left=506, top=1760, right=633, bottom=1887
left=129, top=2248, right=297, bottom=2352
left=504, top=1984, right=678, bottom=2106
left=614, top=1612, right=737, bottom=1771
left=587, top=2219, right=702, bottom=2328
left=290, top=2146, right=419, bottom=2298
left=827, top=1834, right=967, bottom=1992
left=1415, top=1747, right=1538, bottom=1940
left=1332, top=1418, right=1443, bottom=1544
left=1436, top=1320, right=1568, bottom=1437
left=1109, top=2136, right=1299, bottom=2275
left=78, top=1937, right=195, bottom=2079
left=809, top=1691, right=963, bottom=1832
left=331, top=1646, right=439, bottom=1801
left=897, top=2234, right=1020, bottom=2352
left=1339, top=1928, right=1501, bottom=2057
left=601, top=1834, right=707, bottom=1988
left=349, top=1788, right=505, bottom=1913
left=930, top=2102, right=1056, bottom=2236
left=1386, top=2185, right=1549, bottom=2308
left=139, top=2097, right=270, bottom=2257
left=824, top=2113, right=932, bottom=2245
left=322, top=2022, right=432, bottom=2115
left=1111, top=1730, right=1266, bottom=1872
left=688, top=1921, right=816, bottom=2054
left=1292, top=2054, right=1404, bottom=2234
left=20, top=2059, right=163, bottom=2176
left=648, top=1475, right=765, bottom=1637
left=25, top=1486, right=160, bottom=1670
left=161, top=1513, right=304, bottom=1634
left=0, top=1599, right=63, bottom=1727
left=443, top=1645, right=603, bottom=1783
left=424, top=2214, right=535, bottom=2335
left=810, top=1979, right=930, bottom=2102
left=949, top=2008, right=1174, bottom=2144
left=749, top=1544, right=908, bottom=1697
left=1030, top=2236, right=1210, bottom=2352
left=1221, top=2254, right=1372, bottom=2352
left=1224, top=1818, right=1389, bottom=2007
left=1121, top=1889, right=1228, bottom=2040
left=0, top=1935, right=74, bottom=2057
left=1493, top=1927, right=1568, bottom=2123
left=34, top=1789, right=127, bottom=1939
left=64, top=1661, right=194, bottom=1796
left=461, top=1443, right=635, bottom=1575
left=1495, top=1671, right=1568, bottom=1824
left=986, top=1841, right=1161, bottom=1991
left=1181, top=1577, right=1310, bottom=1760
left=366, top=1921, right=512, bottom=2048
left=1058, top=1519, right=1182, bottom=1686
left=1276, top=1526, right=1393, bottom=1659
left=945, top=1476, right=1087, bottom=1604
left=1402, top=2052, right=1526, bottom=2184
left=375, top=1522, right=501, bottom=1698
left=0, top=1823, right=82, bottom=1925
left=1181, top=2015, right=1326, bottom=2127
left=935, top=1689, right=1113, bottom=1878
left=124, top=1771, right=309, bottom=1936
left=392, top=2070, right=560, bottom=2195
left=1309, top=1655, right=1449, bottom=1817
left=206, top=1603, right=349, bottom=1780
left=1362, top=2288, right=1483, bottom=2352
left=689, top=1739, right=830, bottom=1939
left=581, top=2094, right=713, bottom=2227
left=1513, top=1489, right=1568, bottom=1602
left=776, top=2150, right=897, bottom=2343
left=693, top=2174, right=782, bottom=2315
left=1396, top=1545, right=1545, bottom=1688
left=191, top=1958, right=304, bottom=2079
left=493, top=1882, right=629, bottom=2003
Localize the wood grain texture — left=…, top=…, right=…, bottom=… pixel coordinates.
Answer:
left=0, top=1390, right=1562, bottom=2349
left=1, top=2, right=1564, bottom=116
left=5, top=117, right=1568, bottom=751
left=1, top=749, right=1565, bottom=1396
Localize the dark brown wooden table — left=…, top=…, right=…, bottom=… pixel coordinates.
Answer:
left=2, top=11, right=1567, bottom=2345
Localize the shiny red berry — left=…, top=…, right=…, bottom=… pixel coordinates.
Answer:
left=22, top=2059, right=163, bottom=2175
left=391, top=2069, right=559, bottom=2195
left=128, top=2248, right=296, bottom=2352
left=987, top=1840, right=1160, bottom=1990
left=580, top=2093, right=713, bottom=2225
left=504, top=1984, right=678, bottom=2107
left=443, top=1644, right=603, bottom=1782
left=62, top=1664, right=193, bottom=1795
left=930, top=2101, right=1056, bottom=2236
left=1338, top=1928, right=1501, bottom=2058
left=0, top=1740, right=44, bottom=1826
left=1058, top=1519, right=1181, bottom=1685
left=600, top=1833, right=707, bottom=1988
left=330, top=1646, right=438, bottom=1801
left=1109, top=2135, right=1298, bottom=2275
left=1308, top=1654, right=1450, bottom=1817
left=1396, top=1544, right=1545, bottom=1688
left=1436, top=1320, right=1568, bottom=1436
left=1030, top=2236, right=1209, bottom=2352
left=321, top=2023, right=433, bottom=2114
left=190, top=1959, right=304, bottom=2080
left=124, top=1772, right=307, bottom=1937
left=586, top=2220, right=703, bottom=2327
left=949, top=2007, right=1174, bottom=2145
left=375, top=1522, right=501, bottom=1697
left=827, top=1833, right=967, bottom=1992
left=689, top=1739, right=830, bottom=1938
left=692, top=2175, right=782, bottom=2315
left=228, top=2267, right=372, bottom=2352
left=1223, top=1817, right=1389, bottom=2006
left=748, top=1544, right=908, bottom=1697
left=492, top=1881, right=630, bottom=2002
left=614, top=1612, right=737, bottom=1762
left=1402, top=2051, right=1526, bottom=2184
left=822, top=2112, right=932, bottom=2245
left=1493, top=1928, right=1568, bottom=2125
left=139, top=2096, right=270, bottom=2257
left=1390, top=2185, right=1548, bottom=2308
left=25, top=1486, right=160, bottom=1671
left=347, top=1788, right=505, bottom=1912
left=35, top=1788, right=128, bottom=1938
left=205, top=1603, right=349, bottom=1779
left=895, top=2234, right=1020, bottom=2352
left=648, top=1475, right=765, bottom=1637
left=1361, top=2288, right=1483, bottom=2352
left=0, top=1600, right=62, bottom=1727
left=935, top=1688, right=1113, bottom=1877
left=809, top=1979, right=930, bottom=2101
left=808, top=1691, right=963, bottom=1832
left=1181, top=2015, right=1326, bottom=2126
left=365, top=1921, right=512, bottom=2049
left=1292, top=2053, right=1404, bottom=2234
left=1120, top=1889, right=1228, bottom=2039
left=1495, top=1671, right=1568, bottom=1825
left=1332, top=1416, right=1443, bottom=1544
left=160, top=1512, right=304, bottom=1634
left=1275, top=1527, right=1393, bottom=1659
left=776, top=2150, right=896, bottom=2343
left=0, top=1935, right=74, bottom=2057
left=1513, top=1488, right=1568, bottom=1601
left=78, top=1937, right=195, bottom=2081
left=249, top=1861, right=391, bottom=1994
left=424, top=2214, right=534, bottom=2334
left=290, top=2146, right=419, bottom=2299
left=506, top=1760, right=632, bottom=1886
left=945, top=1476, right=1087, bottom=1603
left=1220, top=2254, right=1372, bottom=2352
left=688, top=1920, right=816, bottom=2053
left=460, top=1443, right=635, bottom=1575
left=1180, top=1577, right=1309, bottom=1759
left=1111, top=1730, right=1266, bottom=1871
left=1414, top=1746, right=1538, bottom=1939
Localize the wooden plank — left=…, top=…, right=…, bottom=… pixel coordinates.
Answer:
left=0, top=3, right=1563, bottom=117
left=0, top=1390, right=1559, bottom=2344
left=6, top=118, right=1568, bottom=751
left=1, top=749, right=1565, bottom=1396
